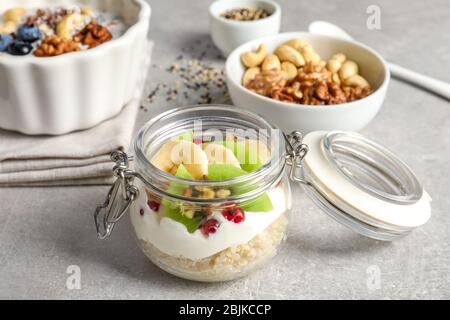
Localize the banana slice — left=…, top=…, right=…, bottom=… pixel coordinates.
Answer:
left=0, top=21, right=17, bottom=34
left=81, top=7, right=94, bottom=17
left=56, top=13, right=84, bottom=40
left=170, top=141, right=208, bottom=179
left=204, top=143, right=241, bottom=168
left=150, top=141, right=178, bottom=173
left=3, top=7, right=26, bottom=24
left=243, top=139, right=271, bottom=164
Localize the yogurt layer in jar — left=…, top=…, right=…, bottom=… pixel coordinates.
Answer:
left=130, top=105, right=291, bottom=282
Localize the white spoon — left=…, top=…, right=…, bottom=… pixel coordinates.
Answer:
left=309, top=21, right=450, bottom=100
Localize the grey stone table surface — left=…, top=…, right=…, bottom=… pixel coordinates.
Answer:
left=1, top=0, right=450, bottom=299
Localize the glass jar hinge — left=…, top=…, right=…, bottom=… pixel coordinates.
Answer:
left=284, top=131, right=309, bottom=184
left=94, top=150, right=140, bottom=239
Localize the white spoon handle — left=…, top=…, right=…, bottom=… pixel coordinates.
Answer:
left=388, top=63, right=450, bottom=100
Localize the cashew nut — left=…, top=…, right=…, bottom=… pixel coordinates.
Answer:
left=326, top=59, right=342, bottom=73
left=56, top=13, right=84, bottom=40
left=304, top=51, right=321, bottom=65
left=81, top=7, right=94, bottom=17
left=326, top=53, right=347, bottom=72
left=344, top=74, right=369, bottom=88
left=241, top=44, right=266, bottom=68
left=0, top=21, right=16, bottom=34
left=332, top=73, right=341, bottom=85
left=339, top=60, right=359, bottom=80
left=284, top=38, right=321, bottom=64
left=283, top=38, right=310, bottom=51
left=331, top=53, right=346, bottom=63
left=242, top=67, right=260, bottom=86
left=274, top=45, right=305, bottom=67
left=262, top=54, right=281, bottom=71
left=3, top=7, right=26, bottom=23
left=281, top=61, right=297, bottom=81
left=300, top=44, right=321, bottom=64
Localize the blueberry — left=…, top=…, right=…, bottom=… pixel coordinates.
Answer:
left=0, top=34, right=14, bottom=52
left=7, top=41, right=33, bottom=56
left=17, top=25, right=42, bottom=43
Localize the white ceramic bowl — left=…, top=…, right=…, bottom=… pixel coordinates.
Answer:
left=209, top=0, right=281, bottom=57
left=0, top=0, right=151, bottom=135
left=225, top=32, right=390, bottom=133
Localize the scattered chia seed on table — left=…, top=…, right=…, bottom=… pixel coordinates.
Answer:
left=140, top=38, right=230, bottom=111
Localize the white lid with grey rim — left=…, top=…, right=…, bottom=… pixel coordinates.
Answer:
left=288, top=131, right=431, bottom=241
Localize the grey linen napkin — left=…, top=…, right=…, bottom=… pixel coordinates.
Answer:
left=0, top=42, right=153, bottom=187
left=0, top=101, right=138, bottom=186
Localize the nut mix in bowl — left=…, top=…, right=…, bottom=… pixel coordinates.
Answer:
left=0, top=0, right=151, bottom=135
left=225, top=32, right=390, bottom=133
left=241, top=39, right=372, bottom=105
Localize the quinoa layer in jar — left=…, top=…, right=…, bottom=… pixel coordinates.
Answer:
left=130, top=106, right=291, bottom=282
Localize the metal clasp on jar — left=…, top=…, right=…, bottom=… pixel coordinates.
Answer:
left=283, top=131, right=309, bottom=184
left=94, top=151, right=140, bottom=239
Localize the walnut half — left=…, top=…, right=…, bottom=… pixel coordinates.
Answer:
left=34, top=35, right=80, bottom=57
left=245, top=70, right=287, bottom=97
left=73, top=21, right=112, bottom=49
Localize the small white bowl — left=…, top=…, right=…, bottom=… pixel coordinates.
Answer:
left=225, top=32, right=390, bottom=133
left=0, top=0, right=151, bottom=135
left=209, top=0, right=281, bottom=57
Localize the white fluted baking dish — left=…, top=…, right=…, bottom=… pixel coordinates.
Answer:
left=0, top=0, right=151, bottom=135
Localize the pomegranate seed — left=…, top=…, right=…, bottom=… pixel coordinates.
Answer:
left=148, top=200, right=160, bottom=212
left=233, top=212, right=245, bottom=223
left=222, top=209, right=234, bottom=221
left=201, top=219, right=219, bottom=237
left=139, top=208, right=145, bottom=216
left=222, top=207, right=245, bottom=224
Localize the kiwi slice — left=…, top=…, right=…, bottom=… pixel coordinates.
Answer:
left=172, top=130, right=194, bottom=142
left=162, top=164, right=202, bottom=233
left=214, top=140, right=265, bottom=173
left=207, top=163, right=273, bottom=212
left=164, top=202, right=202, bottom=234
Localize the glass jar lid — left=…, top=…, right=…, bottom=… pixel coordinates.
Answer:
left=296, top=131, right=431, bottom=241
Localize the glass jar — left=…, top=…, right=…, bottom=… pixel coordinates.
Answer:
left=95, top=105, right=431, bottom=282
